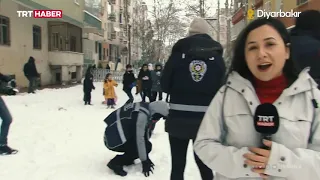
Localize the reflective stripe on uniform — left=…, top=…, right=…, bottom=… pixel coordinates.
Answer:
left=116, top=109, right=127, bottom=144
left=169, top=103, right=208, bottom=112
left=140, top=107, right=150, bottom=116
left=134, top=103, right=140, bottom=111
left=0, top=117, right=2, bottom=137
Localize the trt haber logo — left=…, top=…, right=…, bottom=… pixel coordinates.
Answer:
left=17, top=10, right=62, bottom=18
left=257, top=115, right=275, bottom=126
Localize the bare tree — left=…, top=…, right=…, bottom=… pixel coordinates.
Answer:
left=184, top=0, right=212, bottom=18
left=151, top=0, right=188, bottom=62
left=84, top=0, right=101, bottom=17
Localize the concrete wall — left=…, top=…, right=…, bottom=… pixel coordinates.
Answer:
left=32, top=0, right=85, bottom=24
left=0, top=0, right=51, bottom=87
left=48, top=51, right=83, bottom=66
left=83, top=39, right=99, bottom=64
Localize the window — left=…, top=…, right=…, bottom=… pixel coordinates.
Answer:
left=71, top=72, right=76, bottom=79
left=297, top=0, right=308, bottom=5
left=52, top=33, right=59, bottom=49
left=33, top=25, right=41, bottom=49
left=70, top=36, right=76, bottom=52
left=0, top=15, right=10, bottom=45
left=119, top=13, right=122, bottom=23
left=56, top=73, right=61, bottom=83
left=95, top=42, right=98, bottom=53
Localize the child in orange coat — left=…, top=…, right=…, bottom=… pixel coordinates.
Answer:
left=103, top=73, right=118, bottom=108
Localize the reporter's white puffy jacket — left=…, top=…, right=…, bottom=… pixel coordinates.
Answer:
left=194, top=68, right=320, bottom=180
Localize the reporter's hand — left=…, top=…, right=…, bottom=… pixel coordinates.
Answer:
left=142, top=159, right=155, bottom=177
left=243, top=140, right=272, bottom=179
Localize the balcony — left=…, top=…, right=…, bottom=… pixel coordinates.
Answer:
left=108, top=13, right=116, bottom=22
left=49, top=51, right=83, bottom=66
left=83, top=11, right=103, bottom=35
left=111, top=32, right=116, bottom=39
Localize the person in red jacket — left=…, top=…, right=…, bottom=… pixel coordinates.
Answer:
left=0, top=73, right=18, bottom=155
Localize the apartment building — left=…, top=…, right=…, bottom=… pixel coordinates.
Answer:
left=0, top=0, right=85, bottom=87
left=104, top=0, right=131, bottom=70
left=131, top=1, right=148, bottom=64
left=83, top=1, right=104, bottom=69
left=270, top=0, right=320, bottom=28
left=231, top=0, right=320, bottom=40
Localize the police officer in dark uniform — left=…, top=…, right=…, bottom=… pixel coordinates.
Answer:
left=104, top=101, right=169, bottom=177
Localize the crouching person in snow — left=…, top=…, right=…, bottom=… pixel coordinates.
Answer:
left=103, top=101, right=169, bottom=177
left=0, top=74, right=18, bottom=155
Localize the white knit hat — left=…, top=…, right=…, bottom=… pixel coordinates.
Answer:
left=188, top=17, right=210, bottom=36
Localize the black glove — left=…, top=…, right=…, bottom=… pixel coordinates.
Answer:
left=142, top=159, right=155, bottom=177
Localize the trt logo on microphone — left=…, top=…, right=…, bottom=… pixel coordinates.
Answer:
left=257, top=115, right=275, bottom=126
left=17, top=10, right=63, bottom=18
left=254, top=103, right=280, bottom=135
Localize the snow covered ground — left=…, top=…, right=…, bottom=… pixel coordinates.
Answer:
left=0, top=82, right=202, bottom=180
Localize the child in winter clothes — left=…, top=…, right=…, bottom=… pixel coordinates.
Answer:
left=103, top=73, right=118, bottom=108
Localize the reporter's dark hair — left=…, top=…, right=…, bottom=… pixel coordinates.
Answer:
left=229, top=17, right=299, bottom=86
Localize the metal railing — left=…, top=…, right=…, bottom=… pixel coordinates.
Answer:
left=83, top=68, right=138, bottom=83
left=92, top=69, right=124, bottom=82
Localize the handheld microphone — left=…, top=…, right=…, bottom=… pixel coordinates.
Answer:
left=254, top=103, right=280, bottom=150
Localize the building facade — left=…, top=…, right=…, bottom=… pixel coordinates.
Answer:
left=131, top=1, right=148, bottom=64
left=0, top=0, right=85, bottom=87
left=231, top=0, right=320, bottom=36
left=103, top=0, right=131, bottom=70
left=83, top=0, right=104, bottom=70
left=271, top=0, right=320, bottom=28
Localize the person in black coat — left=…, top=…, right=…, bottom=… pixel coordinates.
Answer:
left=0, top=73, right=18, bottom=155
left=122, top=64, right=136, bottom=103
left=161, top=17, right=226, bottom=180
left=23, top=56, right=39, bottom=93
left=138, top=64, right=152, bottom=102
left=290, top=10, right=320, bottom=88
left=106, top=64, right=111, bottom=71
left=150, top=63, right=163, bottom=102
left=83, top=66, right=95, bottom=105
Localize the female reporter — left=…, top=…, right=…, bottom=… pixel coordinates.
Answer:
left=194, top=17, right=320, bottom=180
